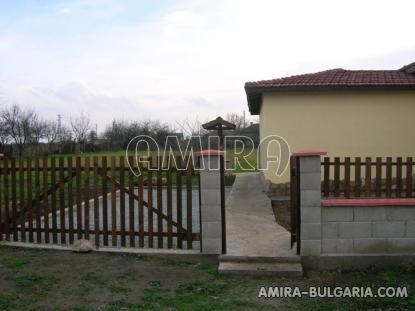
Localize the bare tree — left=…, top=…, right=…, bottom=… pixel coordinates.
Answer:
left=43, top=121, right=72, bottom=153
left=59, top=125, right=73, bottom=143
left=30, top=118, right=46, bottom=144
left=70, top=113, right=91, bottom=152
left=103, top=119, right=128, bottom=148
left=43, top=121, right=61, bottom=152
left=175, top=116, right=210, bottom=151
left=0, top=104, right=39, bottom=156
left=44, top=121, right=60, bottom=144
left=226, top=112, right=245, bottom=130
left=0, top=118, right=9, bottom=154
left=88, top=130, right=98, bottom=142
left=103, top=118, right=172, bottom=150
left=175, top=116, right=208, bottom=137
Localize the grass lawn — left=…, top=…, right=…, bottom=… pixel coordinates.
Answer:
left=0, top=245, right=414, bottom=311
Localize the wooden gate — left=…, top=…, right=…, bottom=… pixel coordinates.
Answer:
left=289, top=156, right=300, bottom=254
left=0, top=156, right=200, bottom=250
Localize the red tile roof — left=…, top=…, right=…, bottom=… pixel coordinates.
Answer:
left=245, top=69, right=415, bottom=88
left=245, top=63, right=415, bottom=114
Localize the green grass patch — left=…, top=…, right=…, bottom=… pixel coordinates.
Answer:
left=0, top=294, right=17, bottom=310
left=69, top=306, right=96, bottom=311
left=195, top=262, right=218, bottom=276
left=108, top=282, right=129, bottom=294
left=0, top=257, right=28, bottom=269
left=0, top=246, right=413, bottom=311
left=81, top=272, right=107, bottom=286
left=226, top=149, right=258, bottom=173
left=135, top=277, right=270, bottom=311
left=12, top=272, right=56, bottom=304
left=14, top=273, right=45, bottom=288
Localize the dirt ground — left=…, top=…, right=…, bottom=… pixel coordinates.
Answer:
left=271, top=199, right=291, bottom=232
left=0, top=245, right=414, bottom=311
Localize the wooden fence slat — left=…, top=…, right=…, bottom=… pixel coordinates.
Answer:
left=0, top=162, right=2, bottom=240
left=386, top=157, right=392, bottom=198
left=59, top=158, right=66, bottom=244
left=93, top=157, right=100, bottom=247
left=111, top=156, right=117, bottom=246
left=323, top=157, right=330, bottom=197
left=27, top=159, right=33, bottom=242
left=355, top=157, right=361, bottom=197
left=35, top=158, right=41, bottom=242
left=67, top=157, right=74, bottom=244
left=128, top=156, right=135, bottom=247
left=320, top=157, right=415, bottom=200
left=43, top=158, right=50, bottom=243
left=102, top=157, right=108, bottom=245
left=19, top=159, right=26, bottom=242
left=3, top=158, right=9, bottom=241
left=138, top=160, right=144, bottom=247
left=11, top=158, right=17, bottom=241
left=83, top=158, right=90, bottom=240
left=167, top=159, right=173, bottom=249
left=0, top=158, right=2, bottom=241
left=289, top=156, right=298, bottom=249
left=396, top=157, right=402, bottom=198
left=406, top=157, right=412, bottom=198
left=76, top=157, right=82, bottom=239
left=376, top=157, right=382, bottom=197
left=51, top=157, right=57, bottom=243
left=365, top=157, right=372, bottom=197
left=157, top=157, right=163, bottom=248
left=334, top=157, right=340, bottom=197
left=176, top=156, right=183, bottom=249
left=186, top=157, right=193, bottom=249
left=147, top=157, right=153, bottom=248
left=119, top=156, right=126, bottom=247
left=344, top=157, right=350, bottom=198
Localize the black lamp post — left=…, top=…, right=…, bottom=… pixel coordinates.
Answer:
left=202, top=117, right=236, bottom=254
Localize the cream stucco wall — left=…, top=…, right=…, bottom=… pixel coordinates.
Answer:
left=259, top=90, right=415, bottom=184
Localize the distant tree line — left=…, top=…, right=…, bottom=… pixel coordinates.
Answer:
left=102, top=119, right=172, bottom=150
left=0, top=103, right=258, bottom=158
left=0, top=104, right=91, bottom=157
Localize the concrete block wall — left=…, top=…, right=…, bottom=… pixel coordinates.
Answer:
left=299, top=156, right=322, bottom=256
left=321, top=206, right=415, bottom=254
left=199, top=155, right=222, bottom=254
left=295, top=152, right=415, bottom=269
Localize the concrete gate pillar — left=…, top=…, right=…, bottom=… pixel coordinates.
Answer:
left=293, top=150, right=326, bottom=256
left=196, top=150, right=224, bottom=254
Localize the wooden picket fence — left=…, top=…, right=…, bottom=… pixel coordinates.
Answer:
left=322, top=157, right=414, bottom=199
left=0, top=155, right=200, bottom=250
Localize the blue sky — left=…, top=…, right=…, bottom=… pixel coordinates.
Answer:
left=0, top=0, right=414, bottom=131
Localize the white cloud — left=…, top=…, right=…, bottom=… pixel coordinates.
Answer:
left=163, top=10, right=203, bottom=27
left=57, top=6, right=72, bottom=14
left=0, top=81, right=142, bottom=131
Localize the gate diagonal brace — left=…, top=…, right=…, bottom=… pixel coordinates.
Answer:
left=96, top=167, right=189, bottom=236
left=6, top=165, right=190, bottom=238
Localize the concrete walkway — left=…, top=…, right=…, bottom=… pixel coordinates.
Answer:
left=225, top=173, right=296, bottom=258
